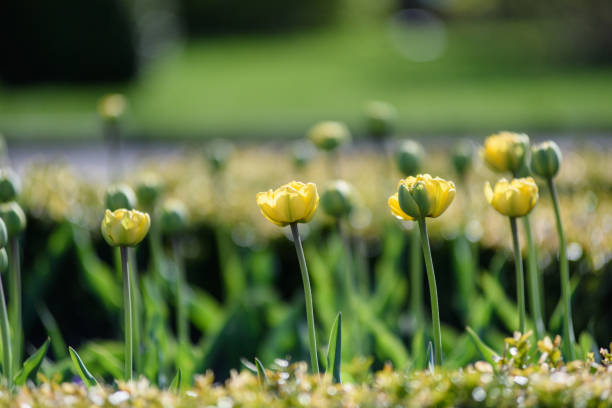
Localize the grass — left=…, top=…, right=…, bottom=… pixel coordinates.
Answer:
left=2, top=20, right=612, bottom=140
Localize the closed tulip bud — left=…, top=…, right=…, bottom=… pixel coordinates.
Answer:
left=481, top=131, right=530, bottom=175
left=101, top=209, right=151, bottom=247
left=452, top=140, right=474, bottom=178
left=307, top=121, right=351, bottom=152
left=395, top=140, right=424, bottom=176
left=485, top=177, right=538, bottom=217
left=0, top=201, right=26, bottom=237
left=105, top=184, right=136, bottom=211
left=206, top=140, right=235, bottom=172
left=321, top=180, right=355, bottom=218
left=389, top=174, right=455, bottom=220
left=531, top=141, right=562, bottom=179
left=0, top=218, right=7, bottom=248
left=0, top=169, right=20, bottom=202
left=256, top=181, right=319, bottom=226
left=160, top=199, right=189, bottom=235
left=98, top=94, right=127, bottom=122
left=365, top=100, right=397, bottom=139
left=136, top=174, right=164, bottom=210
left=0, top=248, right=7, bottom=273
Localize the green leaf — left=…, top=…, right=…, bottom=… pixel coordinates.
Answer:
left=68, top=347, right=97, bottom=387
left=326, top=312, right=342, bottom=384
left=169, top=369, right=181, bottom=393
left=466, top=326, right=500, bottom=366
left=411, top=328, right=426, bottom=370
left=254, top=358, right=268, bottom=385
left=426, top=341, right=434, bottom=373
left=13, top=338, right=50, bottom=385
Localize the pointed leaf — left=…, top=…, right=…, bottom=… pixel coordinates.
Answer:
left=466, top=326, right=500, bottom=366
left=426, top=341, right=434, bottom=373
left=69, top=347, right=97, bottom=387
left=254, top=358, right=268, bottom=385
left=240, top=358, right=257, bottom=373
left=169, top=369, right=181, bottom=393
left=326, top=312, right=342, bottom=384
left=13, top=338, right=50, bottom=385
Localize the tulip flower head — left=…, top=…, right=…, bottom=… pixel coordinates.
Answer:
left=389, top=174, right=455, bottom=220
left=0, top=169, right=20, bottom=203
left=0, top=201, right=26, bottom=237
left=136, top=173, right=164, bottom=210
left=105, top=184, right=136, bottom=211
left=365, top=100, right=397, bottom=139
left=160, top=199, right=189, bottom=235
left=485, top=177, right=539, bottom=217
left=256, top=181, right=319, bottom=227
left=98, top=94, right=127, bottom=122
left=321, top=180, right=355, bottom=219
left=101, top=209, right=151, bottom=247
left=531, top=141, right=562, bottom=179
left=481, top=131, right=530, bottom=175
left=452, top=139, right=474, bottom=178
left=395, top=140, right=424, bottom=177
left=307, top=121, right=351, bottom=152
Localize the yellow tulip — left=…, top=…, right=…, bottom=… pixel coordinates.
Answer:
left=98, top=94, right=127, bottom=121
left=307, top=121, right=351, bottom=151
left=256, top=181, right=319, bottom=226
left=484, top=177, right=539, bottom=217
left=481, top=131, right=530, bottom=174
left=390, top=174, right=455, bottom=220
left=101, top=209, right=150, bottom=247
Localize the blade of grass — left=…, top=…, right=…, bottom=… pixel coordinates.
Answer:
left=326, top=312, right=342, bottom=384
left=68, top=347, right=97, bottom=387
left=13, top=338, right=50, bottom=385
left=169, top=369, right=181, bottom=393
left=466, top=326, right=500, bottom=366
left=254, top=358, right=268, bottom=385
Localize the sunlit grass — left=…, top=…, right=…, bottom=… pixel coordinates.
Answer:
left=2, top=21, right=612, bottom=139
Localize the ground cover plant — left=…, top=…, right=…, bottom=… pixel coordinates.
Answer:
left=0, top=105, right=610, bottom=405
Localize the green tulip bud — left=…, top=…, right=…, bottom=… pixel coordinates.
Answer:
left=307, top=121, right=351, bottom=152
left=0, top=201, right=26, bottom=237
left=395, top=140, right=424, bottom=176
left=364, top=100, right=397, bottom=139
left=321, top=180, right=355, bottom=219
left=105, top=184, right=136, bottom=211
left=0, top=248, right=7, bottom=273
left=0, top=169, right=21, bottom=202
left=451, top=139, right=474, bottom=178
left=0, top=218, right=7, bottom=248
left=136, top=174, right=164, bottom=210
left=531, top=141, right=562, bottom=179
left=160, top=199, right=189, bottom=235
left=207, top=140, right=235, bottom=172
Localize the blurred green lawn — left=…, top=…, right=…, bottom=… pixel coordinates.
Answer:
left=2, top=21, right=612, bottom=140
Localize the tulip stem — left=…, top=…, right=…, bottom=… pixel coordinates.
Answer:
left=120, top=246, right=133, bottom=381
left=410, top=225, right=424, bottom=330
left=509, top=217, right=527, bottom=334
left=290, top=223, right=320, bottom=374
left=547, top=178, right=576, bottom=360
left=522, top=216, right=545, bottom=339
left=417, top=217, right=442, bottom=365
left=128, top=248, right=142, bottom=375
left=172, top=238, right=188, bottom=352
left=0, top=270, right=12, bottom=389
left=8, top=238, right=22, bottom=372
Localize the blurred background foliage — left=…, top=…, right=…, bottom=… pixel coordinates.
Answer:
left=1, top=0, right=611, bottom=138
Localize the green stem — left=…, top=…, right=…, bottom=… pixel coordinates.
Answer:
left=509, top=217, right=527, bottom=334
left=417, top=217, right=442, bottom=365
left=522, top=216, right=545, bottom=339
left=410, top=225, right=424, bottom=330
left=8, top=238, right=22, bottom=372
left=290, top=223, right=319, bottom=374
left=0, top=267, right=12, bottom=389
left=547, top=179, right=576, bottom=360
left=173, top=239, right=188, bottom=350
left=338, top=219, right=362, bottom=355
left=128, top=248, right=142, bottom=375
left=120, top=246, right=133, bottom=381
